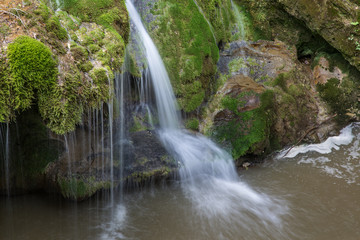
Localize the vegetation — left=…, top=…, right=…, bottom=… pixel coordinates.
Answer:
left=0, top=0, right=129, bottom=134
left=212, top=90, right=274, bottom=159
left=58, top=176, right=111, bottom=200
left=60, top=0, right=129, bottom=43
left=148, top=0, right=233, bottom=113
left=186, top=118, right=200, bottom=131
left=0, top=36, right=57, bottom=122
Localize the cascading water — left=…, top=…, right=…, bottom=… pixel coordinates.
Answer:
left=126, top=0, right=288, bottom=233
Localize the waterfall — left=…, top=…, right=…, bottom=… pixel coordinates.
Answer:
left=126, top=0, right=287, bottom=228
left=126, top=2, right=180, bottom=130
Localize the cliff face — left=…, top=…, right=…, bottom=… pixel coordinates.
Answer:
left=277, top=0, right=360, bottom=70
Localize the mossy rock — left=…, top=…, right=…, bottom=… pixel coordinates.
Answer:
left=58, top=176, right=111, bottom=201
left=60, top=0, right=130, bottom=43
left=145, top=0, right=232, bottom=113
left=212, top=90, right=274, bottom=159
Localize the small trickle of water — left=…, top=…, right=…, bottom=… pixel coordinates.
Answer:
left=107, top=73, right=114, bottom=206
left=231, top=0, right=246, bottom=40
left=191, top=0, right=217, bottom=44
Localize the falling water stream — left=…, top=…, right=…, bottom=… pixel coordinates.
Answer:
left=125, top=0, right=287, bottom=234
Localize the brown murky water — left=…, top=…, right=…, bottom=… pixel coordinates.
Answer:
left=1, top=124, right=360, bottom=240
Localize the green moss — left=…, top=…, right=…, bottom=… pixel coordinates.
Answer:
left=130, top=116, right=147, bottom=133
left=58, top=176, right=111, bottom=200
left=4, top=36, right=57, bottom=113
left=78, top=61, right=93, bottom=72
left=180, top=81, right=205, bottom=112
left=71, top=44, right=88, bottom=61
left=228, top=57, right=246, bottom=73
left=38, top=74, right=83, bottom=135
left=34, top=3, right=51, bottom=22
left=317, top=78, right=352, bottom=122
left=62, top=0, right=129, bottom=43
left=212, top=90, right=274, bottom=158
left=126, top=166, right=172, bottom=184
left=46, top=16, right=68, bottom=41
left=186, top=118, right=200, bottom=130
left=148, top=0, right=221, bottom=112
left=195, top=0, right=234, bottom=42
left=272, top=73, right=288, bottom=91
left=0, top=56, right=13, bottom=122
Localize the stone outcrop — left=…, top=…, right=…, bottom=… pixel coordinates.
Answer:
left=43, top=128, right=177, bottom=201
left=276, top=0, right=360, bottom=71
left=202, top=40, right=336, bottom=160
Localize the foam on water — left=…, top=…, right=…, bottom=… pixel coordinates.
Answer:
left=279, top=123, right=356, bottom=158
left=282, top=123, right=360, bottom=184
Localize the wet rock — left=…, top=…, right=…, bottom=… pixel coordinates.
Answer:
left=125, top=130, right=178, bottom=187
left=43, top=127, right=177, bottom=200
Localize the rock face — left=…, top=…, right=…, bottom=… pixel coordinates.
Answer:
left=202, top=40, right=336, bottom=160
left=43, top=128, right=177, bottom=200
left=277, top=0, right=360, bottom=71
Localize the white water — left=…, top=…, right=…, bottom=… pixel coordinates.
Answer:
left=278, top=123, right=360, bottom=185
left=279, top=123, right=356, bottom=158
left=126, top=0, right=287, bottom=229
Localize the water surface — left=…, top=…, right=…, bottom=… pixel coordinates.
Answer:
left=2, top=124, right=360, bottom=240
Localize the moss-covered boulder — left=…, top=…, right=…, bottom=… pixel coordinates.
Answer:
left=202, top=40, right=335, bottom=160
left=43, top=128, right=177, bottom=200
